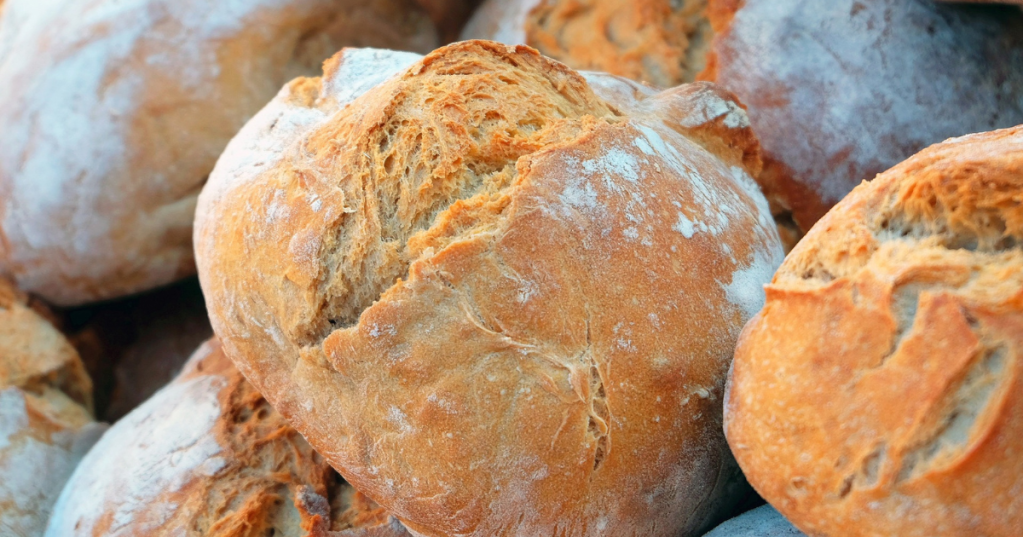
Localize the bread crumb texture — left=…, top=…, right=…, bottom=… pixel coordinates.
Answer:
left=727, top=126, right=1023, bottom=537
left=0, top=0, right=438, bottom=306
left=0, top=277, right=102, bottom=536
left=463, top=0, right=712, bottom=88
left=45, top=339, right=410, bottom=537
left=196, top=41, right=783, bottom=536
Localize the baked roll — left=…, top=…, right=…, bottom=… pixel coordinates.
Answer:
left=464, top=0, right=1023, bottom=248
left=727, top=126, right=1023, bottom=536
left=46, top=339, right=410, bottom=537
left=0, top=0, right=439, bottom=306
left=196, top=41, right=782, bottom=536
left=0, top=278, right=104, bottom=536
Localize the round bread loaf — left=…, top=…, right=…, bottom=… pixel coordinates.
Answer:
left=726, top=126, right=1023, bottom=536
left=0, top=0, right=438, bottom=306
left=0, top=277, right=104, bottom=537
left=46, top=338, right=410, bottom=537
left=704, top=505, right=804, bottom=537
left=196, top=41, right=783, bottom=536
left=464, top=0, right=1023, bottom=249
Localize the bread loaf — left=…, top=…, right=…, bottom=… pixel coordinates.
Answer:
left=726, top=126, right=1023, bottom=536
left=464, top=0, right=1023, bottom=249
left=196, top=41, right=783, bottom=536
left=46, top=338, right=410, bottom=537
left=0, top=0, right=439, bottom=306
left=0, top=278, right=104, bottom=536
left=703, top=505, right=805, bottom=537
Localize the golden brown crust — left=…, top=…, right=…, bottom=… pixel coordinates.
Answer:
left=0, top=0, right=438, bottom=306
left=727, top=126, right=1023, bottom=536
left=197, top=41, right=783, bottom=536
left=47, top=339, right=409, bottom=537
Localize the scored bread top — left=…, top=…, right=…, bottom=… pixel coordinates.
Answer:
left=196, top=41, right=782, bottom=536
left=727, top=126, right=1023, bottom=536
left=46, top=338, right=410, bottom=537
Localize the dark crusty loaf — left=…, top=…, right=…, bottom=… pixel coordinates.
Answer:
left=727, top=126, right=1023, bottom=536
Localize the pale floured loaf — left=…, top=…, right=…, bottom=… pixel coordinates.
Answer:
left=702, top=0, right=1023, bottom=241
left=463, top=0, right=1023, bottom=250
left=46, top=338, right=410, bottom=537
left=196, top=41, right=783, bottom=536
left=0, top=277, right=104, bottom=536
left=703, top=505, right=805, bottom=537
left=727, top=126, right=1023, bottom=536
left=0, top=0, right=439, bottom=306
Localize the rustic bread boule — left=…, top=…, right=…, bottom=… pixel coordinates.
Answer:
left=0, top=0, right=439, bottom=306
left=0, top=277, right=104, bottom=536
left=46, top=338, right=410, bottom=537
left=726, top=126, right=1023, bottom=536
left=196, top=41, right=783, bottom=536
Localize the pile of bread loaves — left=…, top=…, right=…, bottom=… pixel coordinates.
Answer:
left=0, top=0, right=1020, bottom=536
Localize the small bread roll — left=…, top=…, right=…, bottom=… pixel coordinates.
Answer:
left=0, top=0, right=439, bottom=306
left=727, top=126, right=1023, bottom=536
left=464, top=0, right=1023, bottom=249
left=0, top=278, right=104, bottom=536
left=703, top=505, right=804, bottom=537
left=46, top=339, right=410, bottom=537
left=196, top=41, right=782, bottom=536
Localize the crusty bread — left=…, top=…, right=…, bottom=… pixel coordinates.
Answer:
left=0, top=277, right=104, bottom=537
left=703, top=505, right=804, bottom=537
left=196, top=41, right=783, bottom=536
left=46, top=338, right=410, bottom=537
left=727, top=126, right=1023, bottom=536
left=464, top=0, right=1023, bottom=251
left=462, top=0, right=711, bottom=88
left=0, top=0, right=439, bottom=306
